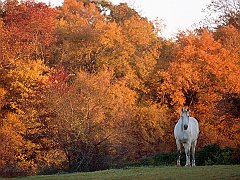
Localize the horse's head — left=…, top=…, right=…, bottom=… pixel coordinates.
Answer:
left=181, top=108, right=190, bottom=130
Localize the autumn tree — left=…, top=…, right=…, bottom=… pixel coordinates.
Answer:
left=108, top=2, right=139, bottom=24
left=50, top=0, right=104, bottom=70
left=0, top=1, right=56, bottom=177
left=0, top=28, right=50, bottom=175
left=52, top=1, right=161, bottom=92
left=157, top=29, right=240, bottom=147
left=203, top=0, right=240, bottom=29
left=2, top=0, right=57, bottom=61
left=2, top=0, right=239, bottom=177
left=0, top=48, right=50, bottom=177
left=40, top=69, right=136, bottom=171
left=126, top=105, right=175, bottom=159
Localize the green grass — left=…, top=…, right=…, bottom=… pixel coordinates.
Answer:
left=7, top=165, right=240, bottom=180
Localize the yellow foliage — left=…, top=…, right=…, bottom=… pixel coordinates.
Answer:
left=0, top=88, right=7, bottom=104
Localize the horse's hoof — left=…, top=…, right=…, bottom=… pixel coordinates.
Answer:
left=185, top=164, right=191, bottom=167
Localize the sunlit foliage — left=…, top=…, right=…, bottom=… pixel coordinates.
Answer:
left=0, top=0, right=239, bottom=177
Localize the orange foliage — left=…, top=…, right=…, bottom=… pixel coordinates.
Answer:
left=42, top=69, right=137, bottom=171
left=3, top=0, right=57, bottom=60
left=0, top=0, right=239, bottom=177
left=158, top=29, right=240, bottom=148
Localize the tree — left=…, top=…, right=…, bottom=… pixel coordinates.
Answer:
left=108, top=2, right=139, bottom=24
left=203, top=0, right=240, bottom=29
left=2, top=0, right=57, bottom=61
left=157, top=29, right=240, bottom=147
left=128, top=105, right=174, bottom=158
left=0, top=2, right=55, bottom=176
left=52, top=0, right=161, bottom=91
left=42, top=69, right=136, bottom=171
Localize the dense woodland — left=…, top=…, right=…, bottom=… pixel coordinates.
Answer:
left=0, top=0, right=239, bottom=177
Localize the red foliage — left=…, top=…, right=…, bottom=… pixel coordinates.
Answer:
left=48, top=66, right=71, bottom=93
left=3, top=0, right=57, bottom=48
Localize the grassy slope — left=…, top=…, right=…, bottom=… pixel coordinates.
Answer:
left=8, top=165, right=240, bottom=180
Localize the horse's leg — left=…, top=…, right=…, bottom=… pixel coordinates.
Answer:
left=183, top=143, right=191, bottom=167
left=191, top=141, right=197, bottom=166
left=176, top=140, right=181, bottom=166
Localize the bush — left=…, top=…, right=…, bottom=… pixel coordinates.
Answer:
left=124, top=144, right=240, bottom=167
left=196, top=144, right=240, bottom=166
left=196, top=144, right=222, bottom=165
left=153, top=153, right=177, bottom=166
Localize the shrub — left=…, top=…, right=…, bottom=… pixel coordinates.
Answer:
left=195, top=144, right=239, bottom=166
left=124, top=144, right=240, bottom=167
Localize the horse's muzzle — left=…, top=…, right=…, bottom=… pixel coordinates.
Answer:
left=183, top=124, right=188, bottom=130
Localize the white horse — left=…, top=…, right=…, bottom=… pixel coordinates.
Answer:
left=174, top=108, right=199, bottom=167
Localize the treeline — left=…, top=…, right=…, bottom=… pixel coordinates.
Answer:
left=0, top=0, right=239, bottom=177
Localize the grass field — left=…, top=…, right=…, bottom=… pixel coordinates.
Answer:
left=6, top=165, right=240, bottom=180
